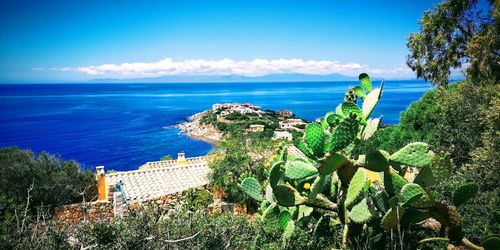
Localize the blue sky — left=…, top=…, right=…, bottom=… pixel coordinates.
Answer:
left=0, top=0, right=456, bottom=82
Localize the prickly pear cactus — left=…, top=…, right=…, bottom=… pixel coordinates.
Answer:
left=390, top=142, right=435, bottom=168
left=239, top=177, right=262, bottom=201
left=237, top=73, right=475, bottom=249
left=305, top=123, right=325, bottom=158
left=452, top=183, right=478, bottom=207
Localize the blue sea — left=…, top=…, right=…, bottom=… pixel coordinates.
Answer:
left=0, top=81, right=429, bottom=171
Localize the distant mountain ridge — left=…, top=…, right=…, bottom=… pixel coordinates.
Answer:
left=88, top=73, right=359, bottom=83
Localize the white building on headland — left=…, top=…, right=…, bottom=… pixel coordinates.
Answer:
left=273, top=130, right=293, bottom=141
left=279, top=118, right=307, bottom=131
left=212, top=103, right=264, bottom=116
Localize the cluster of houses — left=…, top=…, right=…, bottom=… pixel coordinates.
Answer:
left=273, top=117, right=307, bottom=141
left=212, top=103, right=308, bottom=141
left=212, top=103, right=265, bottom=116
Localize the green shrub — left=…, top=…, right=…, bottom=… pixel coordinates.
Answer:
left=184, top=188, right=214, bottom=211
left=0, top=147, right=96, bottom=214
left=362, top=80, right=500, bottom=244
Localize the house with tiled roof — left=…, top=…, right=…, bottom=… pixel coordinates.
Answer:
left=95, top=153, right=211, bottom=205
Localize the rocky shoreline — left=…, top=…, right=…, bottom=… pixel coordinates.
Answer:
left=177, top=111, right=222, bottom=144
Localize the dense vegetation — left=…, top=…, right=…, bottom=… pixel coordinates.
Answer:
left=0, top=147, right=96, bottom=249
left=240, top=73, right=494, bottom=249
left=0, top=0, right=498, bottom=249
left=200, top=108, right=281, bottom=139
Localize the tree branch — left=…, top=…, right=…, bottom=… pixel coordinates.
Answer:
left=164, top=231, right=200, bottom=243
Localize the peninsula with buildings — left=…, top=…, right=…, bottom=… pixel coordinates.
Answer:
left=178, top=103, right=308, bottom=143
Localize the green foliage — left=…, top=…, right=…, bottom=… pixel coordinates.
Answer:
left=349, top=198, right=372, bottom=224
left=390, top=142, right=435, bottom=168
left=239, top=177, right=263, bottom=201
left=319, top=153, right=346, bottom=175
left=381, top=206, right=405, bottom=231
left=452, top=183, right=478, bottom=207
left=483, top=237, right=500, bottom=250
left=284, top=159, right=318, bottom=179
left=160, top=154, right=173, bottom=161
left=362, top=83, right=383, bottom=118
left=359, top=73, right=372, bottom=92
left=304, top=123, right=325, bottom=158
left=209, top=135, right=272, bottom=204
left=273, top=185, right=299, bottom=207
left=237, top=73, right=485, bottom=249
left=406, top=0, right=498, bottom=86
left=0, top=147, right=96, bottom=214
left=365, top=149, right=389, bottom=172
left=398, top=183, right=425, bottom=207
left=345, top=168, right=368, bottom=208
left=360, top=80, right=499, bottom=243
left=184, top=188, right=214, bottom=211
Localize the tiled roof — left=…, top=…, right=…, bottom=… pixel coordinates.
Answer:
left=106, top=161, right=210, bottom=202
left=287, top=144, right=307, bottom=159
left=139, top=156, right=208, bottom=170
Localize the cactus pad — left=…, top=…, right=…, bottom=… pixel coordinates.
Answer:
left=279, top=210, right=292, bottom=229
left=284, top=160, right=318, bottom=179
left=262, top=202, right=277, bottom=219
left=381, top=205, right=404, bottom=231
left=326, top=113, right=343, bottom=127
left=305, top=123, right=325, bottom=158
left=413, top=166, right=437, bottom=188
left=362, top=118, right=381, bottom=140
left=359, top=73, right=372, bottom=92
left=341, top=102, right=362, bottom=118
left=390, top=142, right=435, bottom=168
left=274, top=185, right=304, bottom=207
left=362, top=82, right=383, bottom=118
left=308, top=175, right=326, bottom=201
left=319, top=153, right=347, bottom=175
left=270, top=162, right=284, bottom=188
left=452, top=183, right=478, bottom=207
left=345, top=168, right=368, bottom=208
left=399, top=183, right=425, bottom=207
left=353, top=86, right=366, bottom=99
left=330, top=172, right=339, bottom=199
left=383, top=169, right=408, bottom=196
left=283, top=219, right=295, bottom=241
left=373, top=190, right=390, bottom=213
left=410, top=190, right=435, bottom=209
left=365, top=149, right=390, bottom=172
left=295, top=139, right=315, bottom=159
left=240, top=177, right=263, bottom=201
left=349, top=198, right=372, bottom=223
left=328, top=115, right=360, bottom=153
left=401, top=208, right=430, bottom=226
left=483, top=237, right=500, bottom=250
left=335, top=103, right=344, bottom=116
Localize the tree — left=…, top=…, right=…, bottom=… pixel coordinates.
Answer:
left=160, top=154, right=173, bottom=161
left=0, top=147, right=96, bottom=214
left=406, top=0, right=498, bottom=86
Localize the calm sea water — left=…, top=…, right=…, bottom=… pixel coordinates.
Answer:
left=0, top=81, right=429, bottom=171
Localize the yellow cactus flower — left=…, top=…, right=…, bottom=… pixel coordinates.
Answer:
left=303, top=183, right=311, bottom=190
left=272, top=155, right=277, bottom=160
left=264, top=162, right=271, bottom=168
left=275, top=147, right=280, bottom=153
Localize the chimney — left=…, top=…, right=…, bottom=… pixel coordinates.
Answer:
left=177, top=152, right=187, bottom=165
left=95, top=166, right=107, bottom=201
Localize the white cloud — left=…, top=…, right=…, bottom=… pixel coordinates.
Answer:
left=44, top=58, right=417, bottom=79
